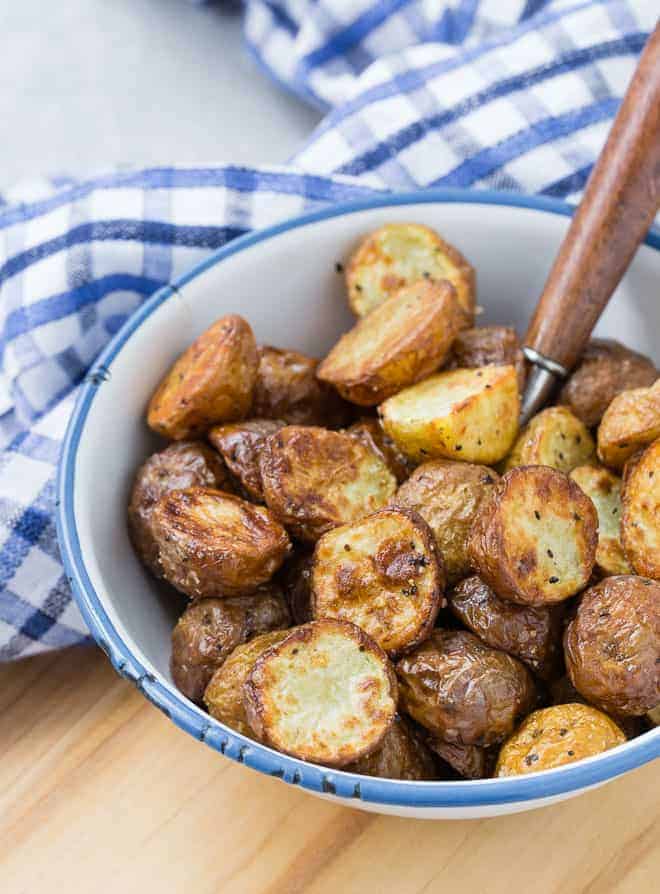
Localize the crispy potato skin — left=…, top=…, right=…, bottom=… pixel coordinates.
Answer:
left=253, top=346, right=352, bottom=428
left=504, top=407, right=595, bottom=474
left=348, top=418, right=414, bottom=484
left=390, top=460, right=499, bottom=583
left=565, top=575, right=660, bottom=716
left=151, top=487, right=291, bottom=598
left=128, top=441, right=231, bottom=576
left=380, top=365, right=520, bottom=464
left=203, top=630, right=291, bottom=737
left=244, top=619, right=398, bottom=767
left=559, top=339, right=657, bottom=428
left=570, top=464, right=631, bottom=577
left=346, top=715, right=438, bottom=780
left=597, top=379, right=660, bottom=470
left=279, top=551, right=315, bottom=625
left=447, top=326, right=526, bottom=392
left=170, top=588, right=291, bottom=704
left=397, top=630, right=536, bottom=746
left=621, top=439, right=660, bottom=579
left=448, top=576, right=563, bottom=680
left=317, top=279, right=469, bottom=406
left=259, top=426, right=397, bottom=542
left=427, top=738, right=492, bottom=780
left=311, top=508, right=445, bottom=656
left=208, top=419, right=285, bottom=502
left=346, top=223, right=475, bottom=319
left=468, top=466, right=598, bottom=605
left=495, top=704, right=626, bottom=777
left=147, top=315, right=258, bottom=439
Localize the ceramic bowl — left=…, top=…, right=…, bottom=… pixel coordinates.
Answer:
left=57, top=190, right=660, bottom=819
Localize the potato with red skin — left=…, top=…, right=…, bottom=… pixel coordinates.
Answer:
left=347, top=715, right=438, bottom=780
left=208, top=419, right=286, bottom=502
left=447, top=326, right=526, bottom=392
left=621, top=439, right=660, bottom=580
left=565, top=575, right=660, bottom=717
left=396, top=630, right=536, bottom=746
left=427, top=738, right=493, bottom=780
left=348, top=418, right=414, bottom=484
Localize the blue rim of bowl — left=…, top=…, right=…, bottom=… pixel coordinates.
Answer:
left=57, top=188, right=660, bottom=809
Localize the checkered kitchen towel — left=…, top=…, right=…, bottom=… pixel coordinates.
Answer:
left=0, top=0, right=656, bottom=659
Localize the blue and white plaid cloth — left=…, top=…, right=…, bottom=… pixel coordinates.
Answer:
left=0, top=0, right=655, bottom=659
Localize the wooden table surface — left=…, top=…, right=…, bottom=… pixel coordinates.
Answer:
left=1, top=646, right=658, bottom=894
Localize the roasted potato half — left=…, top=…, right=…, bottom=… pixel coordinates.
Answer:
left=128, top=441, right=232, bottom=576
left=380, top=365, right=519, bottom=464
left=311, top=508, right=444, bottom=655
left=317, top=279, right=468, bottom=406
left=390, top=460, right=499, bottom=583
left=504, top=406, right=595, bottom=474
left=244, top=619, right=398, bottom=767
left=597, top=379, right=660, bottom=470
left=495, top=704, right=626, bottom=777
left=427, top=739, right=492, bottom=780
left=170, top=588, right=291, bottom=704
left=346, top=223, right=475, bottom=318
left=447, top=325, right=526, bottom=391
left=147, top=315, right=258, bottom=439
left=565, top=575, right=660, bottom=717
left=559, top=339, right=657, bottom=428
left=347, top=715, right=438, bottom=780
left=570, top=464, right=630, bottom=577
left=348, top=418, right=414, bottom=483
left=259, top=426, right=397, bottom=542
left=397, top=630, right=536, bottom=746
left=151, top=487, right=291, bottom=598
left=621, top=439, right=660, bottom=580
left=208, top=418, right=286, bottom=502
left=468, top=466, right=598, bottom=605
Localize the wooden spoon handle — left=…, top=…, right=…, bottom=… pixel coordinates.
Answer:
left=524, top=23, right=660, bottom=372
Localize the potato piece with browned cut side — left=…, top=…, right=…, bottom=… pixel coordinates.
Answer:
left=468, top=466, right=598, bottom=605
left=259, top=426, right=397, bottom=542
left=311, top=508, right=444, bottom=656
left=621, top=439, right=660, bottom=580
left=347, top=715, right=438, bottom=780
left=151, top=488, right=291, bottom=598
left=147, top=315, right=258, bottom=439
left=597, top=379, right=660, bottom=470
left=380, top=365, right=519, bottom=464
left=427, top=738, right=493, bottom=780
left=244, top=619, right=398, bottom=766
left=504, top=407, right=595, bottom=474
left=317, top=279, right=468, bottom=406
left=348, top=418, right=414, bottom=484
left=570, top=465, right=630, bottom=577
left=447, top=326, right=526, bottom=392
left=346, top=223, right=475, bottom=319
left=208, top=419, right=286, bottom=502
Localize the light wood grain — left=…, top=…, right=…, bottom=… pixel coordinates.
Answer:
left=0, top=646, right=657, bottom=894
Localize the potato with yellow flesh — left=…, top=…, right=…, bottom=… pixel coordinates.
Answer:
left=504, top=407, right=595, bottom=473
left=346, top=222, right=475, bottom=318
left=597, top=379, right=660, bottom=470
left=311, top=508, right=444, bottom=656
left=379, top=365, right=519, bottom=464
left=317, top=279, right=468, bottom=406
left=348, top=418, right=414, bottom=484
left=621, top=439, right=660, bottom=580
left=495, top=704, right=626, bottom=777
left=244, top=619, right=397, bottom=767
left=147, top=315, right=258, bottom=439
left=570, top=465, right=630, bottom=577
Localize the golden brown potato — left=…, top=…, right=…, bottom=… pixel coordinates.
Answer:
left=244, top=619, right=398, bottom=767
left=208, top=419, right=285, bottom=502
left=565, top=575, right=660, bottom=717
left=311, top=508, right=444, bottom=655
left=380, top=365, right=519, bottom=464
left=495, top=704, right=626, bottom=777
left=128, top=441, right=231, bottom=576
left=346, top=715, right=438, bottom=780
left=346, top=223, right=475, bottom=319
left=170, top=588, right=291, bottom=704
left=621, top=439, right=660, bottom=580
left=559, top=339, right=657, bottom=428
left=279, top=551, right=315, bottom=625
left=203, top=630, right=291, bottom=737
left=348, top=418, right=414, bottom=484
left=570, top=464, right=630, bottom=577
left=252, top=346, right=352, bottom=428
left=427, top=738, right=492, bottom=780
left=259, top=426, right=397, bottom=542
left=151, top=487, right=291, bottom=598
left=504, top=407, right=595, bottom=474
left=390, top=460, right=499, bottom=583
left=397, top=630, right=536, bottom=746
left=597, top=379, right=660, bottom=470
left=468, top=466, right=598, bottom=605
left=317, top=279, right=468, bottom=406
left=147, top=315, right=258, bottom=439
left=447, top=325, right=526, bottom=391
left=448, top=576, right=563, bottom=680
